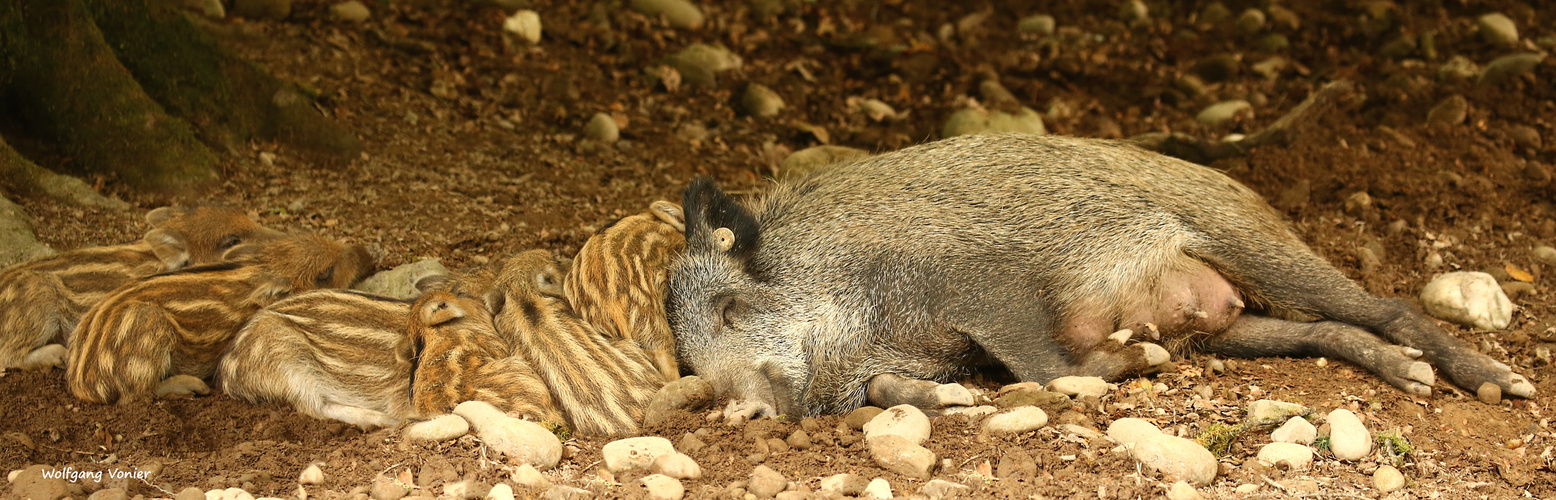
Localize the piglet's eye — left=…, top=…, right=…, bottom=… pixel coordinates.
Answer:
left=315, top=267, right=335, bottom=287
left=218, top=235, right=241, bottom=249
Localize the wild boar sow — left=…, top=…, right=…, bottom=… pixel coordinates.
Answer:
left=667, top=134, right=1536, bottom=418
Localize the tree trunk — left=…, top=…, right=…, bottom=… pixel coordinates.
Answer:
left=0, top=135, right=129, bottom=209
left=83, top=0, right=364, bottom=156
left=0, top=0, right=362, bottom=195
left=0, top=0, right=218, bottom=192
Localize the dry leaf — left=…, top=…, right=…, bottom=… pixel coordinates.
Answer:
left=1507, top=263, right=1534, bottom=282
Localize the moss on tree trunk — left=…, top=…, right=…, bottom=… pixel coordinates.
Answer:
left=0, top=0, right=217, bottom=192
left=0, top=135, right=129, bottom=209
left=83, top=0, right=363, bottom=156
left=0, top=0, right=361, bottom=197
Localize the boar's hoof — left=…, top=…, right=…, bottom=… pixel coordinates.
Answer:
left=1140, top=343, right=1171, bottom=366
left=723, top=399, right=777, bottom=425
left=155, top=375, right=212, bottom=399
left=1108, top=329, right=1135, bottom=344
left=933, top=383, right=975, bottom=408
left=21, top=344, right=68, bottom=370
left=1508, top=374, right=1536, bottom=398
left=1400, top=346, right=1423, bottom=359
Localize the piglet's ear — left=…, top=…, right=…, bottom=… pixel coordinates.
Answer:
left=220, top=243, right=265, bottom=262
left=144, top=229, right=191, bottom=270
left=420, top=298, right=466, bottom=326
left=414, top=274, right=451, bottom=294
left=144, top=206, right=186, bottom=228
left=681, top=177, right=759, bottom=259
left=534, top=267, right=564, bottom=298
left=649, top=200, right=686, bottom=232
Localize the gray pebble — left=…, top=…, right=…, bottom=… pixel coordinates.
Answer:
left=1373, top=465, right=1405, bottom=493
left=1508, top=125, right=1543, bottom=149
left=1533, top=246, right=1556, bottom=267
left=747, top=466, right=787, bottom=498
left=1426, top=95, right=1468, bottom=126
left=583, top=113, right=620, bottom=142
left=1235, top=9, right=1265, bottom=36
left=1480, top=53, right=1545, bottom=86
left=1267, top=6, right=1300, bottom=31
left=1477, top=13, right=1519, bottom=48
left=1199, top=2, right=1230, bottom=24
left=330, top=1, right=369, bottom=23
left=1196, top=100, right=1252, bottom=127
left=629, top=0, right=704, bottom=29
left=1018, top=15, right=1056, bottom=36
left=740, top=84, right=785, bottom=118
left=1439, top=56, right=1480, bottom=82
left=1119, top=0, right=1148, bottom=24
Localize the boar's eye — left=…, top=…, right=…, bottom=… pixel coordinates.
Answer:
left=315, top=267, right=336, bottom=287
left=218, top=235, right=241, bottom=249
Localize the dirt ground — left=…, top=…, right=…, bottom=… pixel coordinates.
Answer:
left=3, top=0, right=1555, bottom=498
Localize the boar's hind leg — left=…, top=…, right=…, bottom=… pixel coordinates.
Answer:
left=866, top=373, right=975, bottom=410
left=1197, top=240, right=1535, bottom=398
left=18, top=344, right=69, bottom=370
left=1201, top=315, right=1435, bottom=395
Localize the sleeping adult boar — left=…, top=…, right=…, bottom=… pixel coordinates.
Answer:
left=667, top=133, right=1536, bottom=419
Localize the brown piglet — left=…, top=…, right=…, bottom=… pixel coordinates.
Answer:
left=0, top=205, right=284, bottom=370
left=564, top=200, right=687, bottom=381
left=489, top=250, right=665, bottom=437
left=218, top=289, right=420, bottom=429
left=66, top=234, right=377, bottom=404
left=405, top=290, right=564, bottom=425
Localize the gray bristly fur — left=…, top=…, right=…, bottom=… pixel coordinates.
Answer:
left=667, top=133, right=1535, bottom=418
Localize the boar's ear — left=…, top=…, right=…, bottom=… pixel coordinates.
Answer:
left=420, top=298, right=466, bottom=326
left=649, top=200, right=687, bottom=232
left=144, top=229, right=191, bottom=270
left=682, top=177, right=758, bottom=259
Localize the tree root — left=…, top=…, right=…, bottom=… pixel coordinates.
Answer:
left=1, top=135, right=130, bottom=210
left=1129, top=80, right=1360, bottom=165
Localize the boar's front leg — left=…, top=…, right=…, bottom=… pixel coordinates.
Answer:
left=866, top=373, right=975, bottom=411
left=939, top=279, right=1173, bottom=385
left=1199, top=315, right=1436, bottom=395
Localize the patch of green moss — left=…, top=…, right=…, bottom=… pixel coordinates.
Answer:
left=540, top=420, right=573, bottom=442
left=1195, top=423, right=1247, bottom=457
left=1375, top=430, right=1414, bottom=466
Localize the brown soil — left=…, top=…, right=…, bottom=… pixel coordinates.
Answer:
left=4, top=0, right=1555, bottom=498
